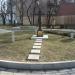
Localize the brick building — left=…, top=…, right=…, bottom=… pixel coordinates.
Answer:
left=55, top=0, right=75, bottom=29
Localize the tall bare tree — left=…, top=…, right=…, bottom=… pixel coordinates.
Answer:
left=0, top=0, right=7, bottom=25
left=14, top=0, right=24, bottom=25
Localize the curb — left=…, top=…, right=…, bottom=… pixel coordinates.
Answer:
left=0, top=60, right=75, bottom=70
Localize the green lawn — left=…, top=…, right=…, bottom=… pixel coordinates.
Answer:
left=40, top=33, right=75, bottom=62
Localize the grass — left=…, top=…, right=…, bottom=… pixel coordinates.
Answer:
left=0, top=25, right=75, bottom=62
left=40, top=33, right=75, bottom=62
left=0, top=31, right=34, bottom=62
left=0, top=25, right=12, bottom=29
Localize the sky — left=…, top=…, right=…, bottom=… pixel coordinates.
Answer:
left=0, top=0, right=7, bottom=12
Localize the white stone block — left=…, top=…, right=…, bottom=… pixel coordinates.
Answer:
left=31, top=49, right=40, bottom=51
left=31, top=50, right=40, bottom=54
left=31, top=35, right=48, bottom=39
left=34, top=43, right=42, bottom=46
left=43, top=35, right=48, bottom=39
left=35, top=40, right=42, bottom=43
left=70, top=33, right=74, bottom=39
left=36, top=39, right=43, bottom=41
left=33, top=46, right=41, bottom=49
left=28, top=54, right=40, bottom=60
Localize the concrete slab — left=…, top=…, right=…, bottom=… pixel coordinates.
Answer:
left=1, top=71, right=14, bottom=75
left=31, top=50, right=40, bottom=54
left=31, top=35, right=48, bottom=39
left=34, top=43, right=42, bottom=46
left=28, top=54, right=40, bottom=61
left=14, top=72, right=27, bottom=75
left=36, top=39, right=43, bottom=41
left=33, top=46, right=41, bottom=49
left=31, top=49, right=40, bottom=51
left=0, top=69, right=75, bottom=75
left=35, top=40, right=42, bottom=43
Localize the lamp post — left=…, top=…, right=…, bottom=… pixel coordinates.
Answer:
left=38, top=10, right=42, bottom=31
left=37, top=0, right=43, bottom=37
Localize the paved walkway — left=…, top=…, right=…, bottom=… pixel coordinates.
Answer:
left=28, top=38, right=43, bottom=61
left=0, top=68, right=75, bottom=75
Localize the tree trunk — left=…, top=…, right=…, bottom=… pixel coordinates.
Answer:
left=2, top=15, right=6, bottom=25
left=3, top=18, right=6, bottom=25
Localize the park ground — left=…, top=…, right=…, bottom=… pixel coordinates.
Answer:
left=0, top=26, right=75, bottom=62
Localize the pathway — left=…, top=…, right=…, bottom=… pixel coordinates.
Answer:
left=27, top=38, right=43, bottom=61
left=0, top=67, right=75, bottom=75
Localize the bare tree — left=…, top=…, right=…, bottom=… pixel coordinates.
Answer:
left=14, top=0, right=24, bottom=25
left=15, top=0, right=33, bottom=25
left=7, top=0, right=15, bottom=25
left=46, top=0, right=58, bottom=28
left=0, top=0, right=7, bottom=25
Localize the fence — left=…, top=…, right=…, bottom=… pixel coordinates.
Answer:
left=0, top=15, right=75, bottom=29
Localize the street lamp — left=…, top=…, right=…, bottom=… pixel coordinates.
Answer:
left=36, top=0, right=43, bottom=37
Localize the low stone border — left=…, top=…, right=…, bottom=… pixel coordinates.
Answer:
left=0, top=60, right=75, bottom=70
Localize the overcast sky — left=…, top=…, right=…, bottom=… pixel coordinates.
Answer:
left=0, top=0, right=7, bottom=12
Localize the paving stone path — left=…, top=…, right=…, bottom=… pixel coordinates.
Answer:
left=31, top=50, right=40, bottom=54
left=0, top=67, right=75, bottom=75
left=27, top=38, right=43, bottom=61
